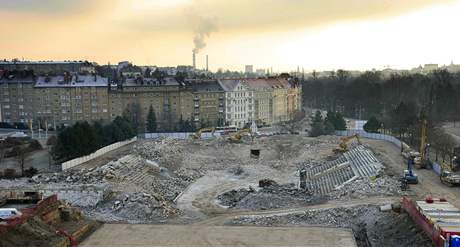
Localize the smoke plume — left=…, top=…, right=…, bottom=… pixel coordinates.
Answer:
left=192, top=16, right=218, bottom=54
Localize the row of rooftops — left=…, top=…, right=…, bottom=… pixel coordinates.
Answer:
left=0, top=60, right=93, bottom=65
left=0, top=70, right=299, bottom=91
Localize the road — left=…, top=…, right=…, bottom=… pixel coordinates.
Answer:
left=364, top=139, right=460, bottom=207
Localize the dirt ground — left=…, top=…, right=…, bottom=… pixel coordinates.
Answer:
left=80, top=224, right=357, bottom=247
left=5, top=129, right=457, bottom=246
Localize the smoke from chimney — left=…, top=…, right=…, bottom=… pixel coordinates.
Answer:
left=206, top=55, right=209, bottom=72
left=192, top=16, right=217, bottom=54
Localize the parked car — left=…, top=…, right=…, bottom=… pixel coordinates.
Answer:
left=0, top=208, right=22, bottom=220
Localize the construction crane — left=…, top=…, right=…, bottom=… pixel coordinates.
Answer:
left=440, top=156, right=460, bottom=186
left=191, top=127, right=215, bottom=140
left=333, top=134, right=362, bottom=154
left=414, top=119, right=430, bottom=169
left=228, top=129, right=251, bottom=142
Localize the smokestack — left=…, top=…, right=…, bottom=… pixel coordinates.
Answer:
left=206, top=55, right=209, bottom=72
left=193, top=51, right=196, bottom=70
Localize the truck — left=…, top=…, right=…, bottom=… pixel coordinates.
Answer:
left=402, top=197, right=460, bottom=247
left=440, top=157, right=460, bottom=186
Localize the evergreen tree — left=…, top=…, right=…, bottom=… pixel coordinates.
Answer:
left=364, top=116, right=381, bottom=133
left=334, top=112, right=347, bottom=130
left=325, top=111, right=337, bottom=126
left=324, top=121, right=336, bottom=135
left=146, top=105, right=157, bottom=133
left=309, top=111, right=324, bottom=137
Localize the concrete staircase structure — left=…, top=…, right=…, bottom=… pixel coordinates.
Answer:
left=305, top=145, right=382, bottom=195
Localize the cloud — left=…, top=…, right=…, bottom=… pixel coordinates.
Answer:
left=0, top=0, right=114, bottom=16
left=117, top=0, right=455, bottom=33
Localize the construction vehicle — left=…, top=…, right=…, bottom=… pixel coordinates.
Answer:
left=414, top=119, right=431, bottom=169
left=402, top=197, right=460, bottom=247
left=191, top=127, right=215, bottom=140
left=333, top=134, right=362, bottom=154
left=403, top=154, right=418, bottom=184
left=228, top=129, right=251, bottom=142
left=440, top=157, right=460, bottom=187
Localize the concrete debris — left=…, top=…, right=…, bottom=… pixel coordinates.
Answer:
left=227, top=205, right=432, bottom=247
left=328, top=175, right=402, bottom=200
left=259, top=179, right=278, bottom=188
left=86, top=192, right=168, bottom=223
left=217, top=183, right=320, bottom=210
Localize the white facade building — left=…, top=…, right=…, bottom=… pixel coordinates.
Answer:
left=218, top=79, right=254, bottom=128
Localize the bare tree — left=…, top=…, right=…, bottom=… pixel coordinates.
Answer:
left=282, top=110, right=306, bottom=134
left=12, top=146, right=27, bottom=176
left=0, top=140, right=5, bottom=169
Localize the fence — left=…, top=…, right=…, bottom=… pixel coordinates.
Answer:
left=142, top=132, right=221, bottom=140
left=61, top=137, right=137, bottom=170
left=336, top=130, right=402, bottom=148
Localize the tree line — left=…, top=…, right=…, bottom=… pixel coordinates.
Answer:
left=302, top=69, right=460, bottom=162
left=310, top=111, right=347, bottom=137
left=51, top=117, right=136, bottom=162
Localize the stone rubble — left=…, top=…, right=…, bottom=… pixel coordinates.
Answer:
left=227, top=205, right=432, bottom=247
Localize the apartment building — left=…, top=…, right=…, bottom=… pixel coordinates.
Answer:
left=109, top=77, right=190, bottom=131
left=218, top=79, right=254, bottom=128
left=287, top=80, right=302, bottom=120
left=0, top=60, right=95, bottom=74
left=34, top=74, right=110, bottom=128
left=0, top=70, right=35, bottom=125
left=246, top=79, right=273, bottom=126
left=266, top=78, right=289, bottom=123
left=185, top=80, right=225, bottom=128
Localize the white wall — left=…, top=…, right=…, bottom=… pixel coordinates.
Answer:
left=61, top=137, right=137, bottom=170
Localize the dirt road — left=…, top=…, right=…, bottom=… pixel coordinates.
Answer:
left=364, top=139, right=460, bottom=207
left=81, top=224, right=357, bottom=247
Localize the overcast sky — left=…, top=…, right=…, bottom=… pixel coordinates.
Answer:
left=1, top=0, right=459, bottom=71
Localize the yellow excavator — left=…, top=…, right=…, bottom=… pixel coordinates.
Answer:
left=333, top=134, right=362, bottom=154
left=414, top=119, right=430, bottom=169
left=191, top=127, right=216, bottom=140
left=228, top=129, right=251, bottom=142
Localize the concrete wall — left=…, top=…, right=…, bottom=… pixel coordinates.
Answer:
left=61, top=137, right=137, bottom=170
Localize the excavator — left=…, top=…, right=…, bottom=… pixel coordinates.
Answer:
left=191, top=127, right=216, bottom=140
left=414, top=119, right=430, bottom=169
left=403, top=153, right=418, bottom=184
left=228, top=129, right=251, bottom=142
left=440, top=156, right=460, bottom=186
left=333, top=134, right=362, bottom=154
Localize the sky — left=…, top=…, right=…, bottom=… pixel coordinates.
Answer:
left=1, top=0, right=460, bottom=72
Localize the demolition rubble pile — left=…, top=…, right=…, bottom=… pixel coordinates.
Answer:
left=25, top=138, right=204, bottom=223
left=217, top=145, right=403, bottom=210
left=328, top=175, right=402, bottom=200
left=218, top=180, right=322, bottom=210
left=227, top=205, right=432, bottom=247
